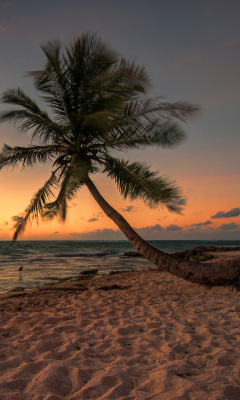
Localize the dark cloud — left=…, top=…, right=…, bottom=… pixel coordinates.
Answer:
left=191, top=220, right=212, bottom=227
left=86, top=212, right=103, bottom=222
left=157, top=216, right=168, bottom=221
left=219, top=222, right=239, bottom=230
left=0, top=23, right=12, bottom=32
left=211, top=208, right=240, bottom=219
left=165, top=224, right=182, bottom=231
left=121, top=205, right=134, bottom=212
left=69, top=223, right=187, bottom=240
left=136, top=224, right=163, bottom=234
left=50, top=231, right=59, bottom=236
left=0, top=1, right=18, bottom=8
left=87, top=218, right=98, bottom=222
left=227, top=39, right=240, bottom=47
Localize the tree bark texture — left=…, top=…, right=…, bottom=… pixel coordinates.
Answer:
left=85, top=177, right=240, bottom=288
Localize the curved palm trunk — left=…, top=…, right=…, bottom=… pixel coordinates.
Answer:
left=85, top=177, right=240, bottom=288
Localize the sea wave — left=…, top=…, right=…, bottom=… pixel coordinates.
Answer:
left=0, top=251, right=124, bottom=263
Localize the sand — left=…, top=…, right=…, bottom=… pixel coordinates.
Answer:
left=1, top=255, right=240, bottom=399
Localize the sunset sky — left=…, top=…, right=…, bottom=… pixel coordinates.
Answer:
left=0, top=0, right=239, bottom=241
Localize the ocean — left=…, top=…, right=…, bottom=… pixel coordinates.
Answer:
left=0, top=240, right=240, bottom=294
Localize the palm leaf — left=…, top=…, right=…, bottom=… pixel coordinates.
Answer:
left=103, top=156, right=183, bottom=209
left=104, top=120, right=186, bottom=151
left=12, top=171, right=58, bottom=242
left=28, top=40, right=71, bottom=124
left=109, top=97, right=199, bottom=141
left=0, top=89, right=67, bottom=143
left=43, top=167, right=83, bottom=221
left=0, top=144, right=60, bottom=170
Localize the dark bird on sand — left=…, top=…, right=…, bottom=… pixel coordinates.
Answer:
left=18, top=266, right=23, bottom=272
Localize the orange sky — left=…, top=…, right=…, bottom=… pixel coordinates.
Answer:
left=0, top=153, right=239, bottom=241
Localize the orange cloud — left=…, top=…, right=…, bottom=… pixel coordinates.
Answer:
left=0, top=0, right=17, bottom=9
left=0, top=23, right=12, bottom=32
left=226, top=39, right=240, bottom=47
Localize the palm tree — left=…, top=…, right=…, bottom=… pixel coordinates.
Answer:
left=1, top=33, right=239, bottom=287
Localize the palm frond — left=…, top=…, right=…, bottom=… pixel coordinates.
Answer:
left=101, top=58, right=151, bottom=98
left=43, top=167, right=82, bottom=222
left=103, top=156, right=184, bottom=209
left=12, top=171, right=58, bottom=242
left=0, top=144, right=60, bottom=170
left=28, top=40, right=72, bottom=125
left=0, top=89, right=67, bottom=143
left=75, top=57, right=151, bottom=125
left=29, top=33, right=118, bottom=125
left=1, top=87, right=42, bottom=112
left=104, top=120, right=185, bottom=151
left=110, top=97, right=199, bottom=140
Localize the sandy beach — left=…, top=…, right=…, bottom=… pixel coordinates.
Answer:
left=1, top=253, right=240, bottom=399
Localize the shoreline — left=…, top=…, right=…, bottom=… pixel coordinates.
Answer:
left=1, top=242, right=240, bottom=295
left=1, top=248, right=240, bottom=298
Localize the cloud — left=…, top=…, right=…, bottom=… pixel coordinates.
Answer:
left=121, top=205, right=134, bottom=212
left=226, top=39, right=240, bottom=47
left=174, top=57, right=199, bottom=68
left=219, top=222, right=239, bottom=230
left=70, top=224, right=166, bottom=240
left=67, top=217, right=240, bottom=240
left=50, top=231, right=59, bottom=236
left=69, top=224, right=165, bottom=240
left=0, top=23, right=12, bottom=33
left=69, top=223, right=186, bottom=240
left=157, top=216, right=168, bottom=221
left=136, top=224, right=163, bottom=234
left=165, top=224, right=182, bottom=231
left=69, top=229, right=124, bottom=240
left=191, top=220, right=212, bottom=227
left=87, top=218, right=98, bottom=222
left=211, top=208, right=240, bottom=219
left=0, top=0, right=17, bottom=9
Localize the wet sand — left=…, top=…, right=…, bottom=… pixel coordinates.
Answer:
left=1, top=253, right=240, bottom=399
